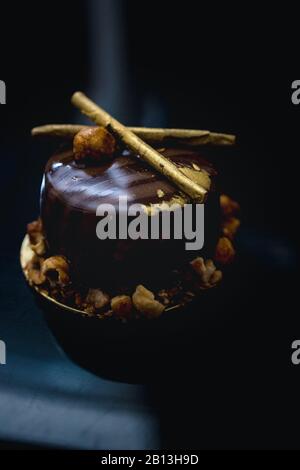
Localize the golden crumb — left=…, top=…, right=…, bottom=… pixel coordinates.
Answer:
left=192, top=163, right=201, bottom=171
left=157, top=189, right=165, bottom=198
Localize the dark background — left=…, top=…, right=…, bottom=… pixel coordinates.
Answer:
left=0, top=0, right=299, bottom=449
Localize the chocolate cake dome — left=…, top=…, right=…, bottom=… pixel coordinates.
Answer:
left=41, top=147, right=220, bottom=288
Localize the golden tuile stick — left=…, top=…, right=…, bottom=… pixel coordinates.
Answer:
left=31, top=124, right=235, bottom=147
left=71, top=91, right=207, bottom=203
left=130, top=127, right=235, bottom=146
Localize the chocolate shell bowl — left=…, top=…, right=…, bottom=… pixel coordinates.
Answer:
left=21, top=92, right=240, bottom=382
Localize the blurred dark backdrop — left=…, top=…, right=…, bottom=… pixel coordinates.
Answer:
left=0, top=0, right=299, bottom=450
left=0, top=1, right=297, bottom=248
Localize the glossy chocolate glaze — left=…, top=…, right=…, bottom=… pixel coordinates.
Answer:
left=41, top=147, right=221, bottom=290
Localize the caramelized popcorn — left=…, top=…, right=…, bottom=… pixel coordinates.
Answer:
left=210, top=269, right=223, bottom=285
left=27, top=219, right=47, bottom=256
left=132, top=285, right=165, bottom=318
left=73, top=126, right=116, bottom=163
left=220, top=194, right=240, bottom=218
left=111, top=295, right=132, bottom=319
left=215, top=237, right=236, bottom=264
left=41, top=256, right=70, bottom=286
left=29, top=270, right=46, bottom=286
left=190, top=257, right=223, bottom=289
left=27, top=256, right=46, bottom=286
left=85, top=288, right=110, bottom=311
left=222, top=217, right=240, bottom=240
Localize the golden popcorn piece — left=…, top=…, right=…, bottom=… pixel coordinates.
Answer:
left=27, top=219, right=47, bottom=256
left=84, top=288, right=110, bottom=311
left=190, top=257, right=223, bottom=288
left=222, top=217, right=240, bottom=240
left=27, top=256, right=47, bottom=286
left=111, top=295, right=132, bottom=319
left=41, top=256, right=70, bottom=286
left=215, top=237, right=236, bottom=264
left=220, top=194, right=240, bottom=218
left=132, top=285, right=165, bottom=318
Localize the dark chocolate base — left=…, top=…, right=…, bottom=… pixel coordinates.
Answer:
left=32, top=281, right=228, bottom=383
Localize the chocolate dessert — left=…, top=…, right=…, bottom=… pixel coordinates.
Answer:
left=22, top=93, right=240, bottom=321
